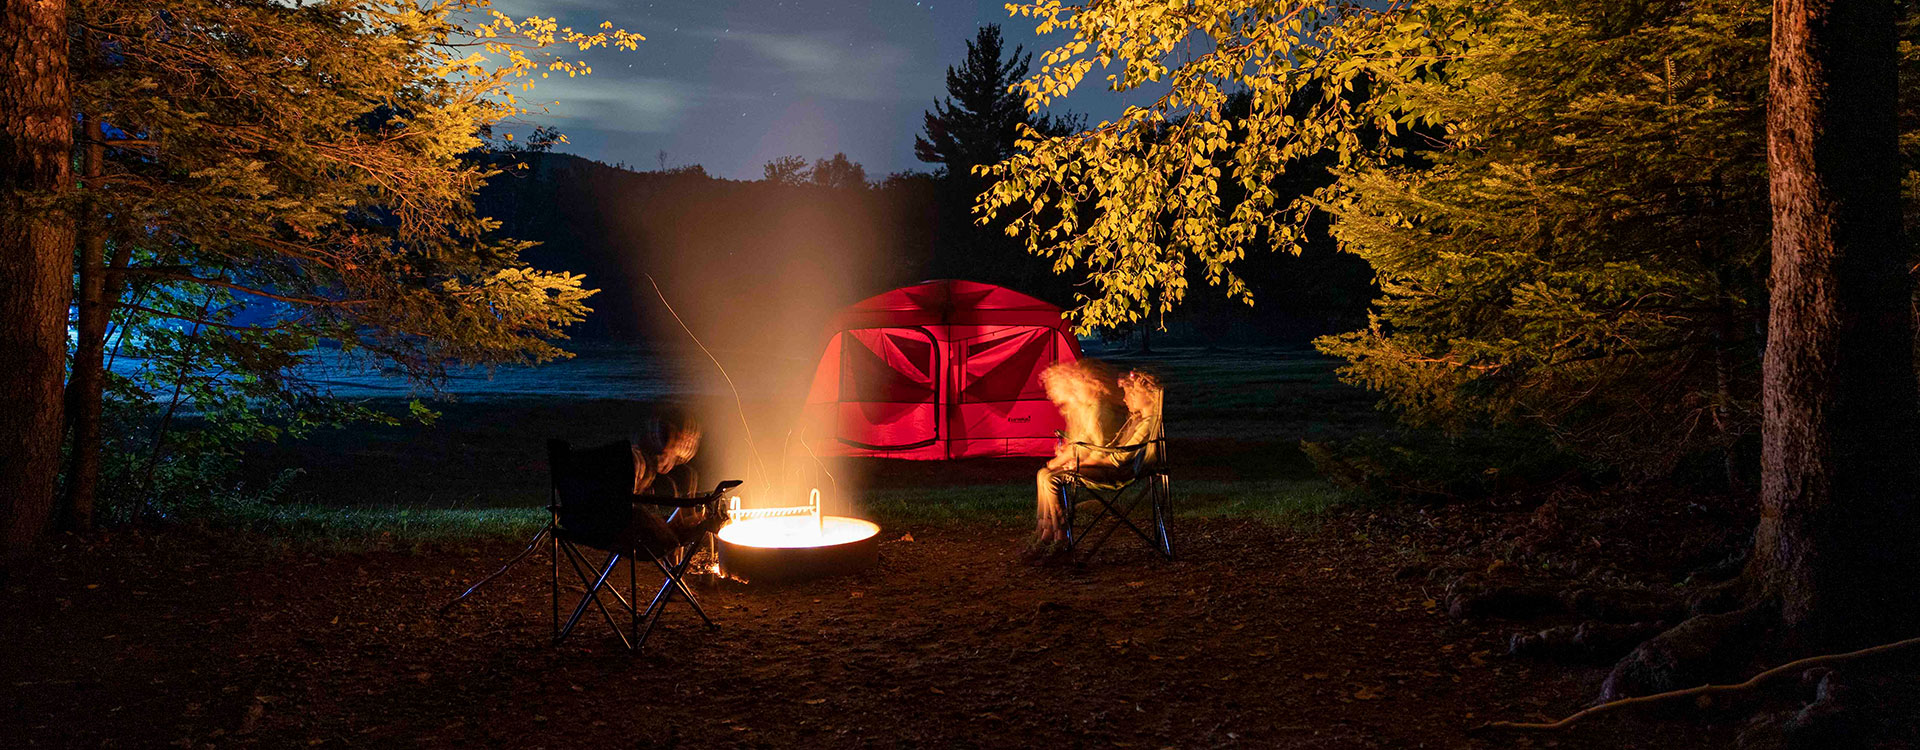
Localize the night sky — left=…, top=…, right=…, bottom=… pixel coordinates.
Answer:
left=488, top=0, right=1141, bottom=180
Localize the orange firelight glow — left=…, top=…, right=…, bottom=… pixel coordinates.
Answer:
left=718, top=515, right=880, bottom=548
left=719, top=488, right=878, bottom=548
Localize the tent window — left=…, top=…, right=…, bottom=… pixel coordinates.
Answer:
left=840, top=329, right=936, bottom=404
left=960, top=327, right=1053, bottom=403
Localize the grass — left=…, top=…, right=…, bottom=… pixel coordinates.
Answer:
left=862, top=478, right=1351, bottom=528
left=224, top=344, right=1392, bottom=543
left=212, top=503, right=545, bottom=544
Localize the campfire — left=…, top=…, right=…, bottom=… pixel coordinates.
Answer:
left=715, top=489, right=880, bottom=583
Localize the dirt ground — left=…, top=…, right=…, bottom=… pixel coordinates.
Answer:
left=1, top=517, right=1731, bottom=749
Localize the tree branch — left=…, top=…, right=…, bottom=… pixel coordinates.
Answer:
left=116, top=303, right=302, bottom=333
left=121, top=268, right=369, bottom=308
left=1472, top=635, right=1920, bottom=733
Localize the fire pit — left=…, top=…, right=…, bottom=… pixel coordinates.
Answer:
left=716, top=491, right=879, bottom=583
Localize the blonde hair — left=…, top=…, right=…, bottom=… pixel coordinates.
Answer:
left=1042, top=360, right=1125, bottom=445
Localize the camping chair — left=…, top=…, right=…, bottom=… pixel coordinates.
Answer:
left=442, top=439, right=737, bottom=650
left=1053, top=396, right=1173, bottom=563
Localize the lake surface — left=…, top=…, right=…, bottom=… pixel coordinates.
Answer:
left=117, top=338, right=1137, bottom=403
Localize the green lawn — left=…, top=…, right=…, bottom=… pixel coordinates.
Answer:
left=234, top=345, right=1387, bottom=542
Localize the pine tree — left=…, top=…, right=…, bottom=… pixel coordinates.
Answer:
left=1746, top=0, right=1917, bottom=648
left=915, top=24, right=1070, bottom=175
left=0, top=0, right=77, bottom=574
left=1315, top=0, right=1781, bottom=475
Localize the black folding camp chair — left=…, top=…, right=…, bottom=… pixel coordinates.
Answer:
left=1053, top=397, right=1173, bottom=563
left=442, top=439, right=738, bottom=650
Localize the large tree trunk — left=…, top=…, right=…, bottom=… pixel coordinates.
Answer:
left=0, top=0, right=75, bottom=575
left=1750, top=0, right=1920, bottom=643
left=62, top=115, right=114, bottom=532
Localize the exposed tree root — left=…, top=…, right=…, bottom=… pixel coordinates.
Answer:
left=1600, top=605, right=1771, bottom=701
left=1471, top=635, right=1920, bottom=733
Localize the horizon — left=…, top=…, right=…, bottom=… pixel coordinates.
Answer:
left=486, top=0, right=1151, bottom=180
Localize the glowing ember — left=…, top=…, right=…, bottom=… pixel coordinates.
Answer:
left=714, top=488, right=881, bottom=582
left=718, top=515, right=880, bottom=548
left=720, top=488, right=877, bottom=548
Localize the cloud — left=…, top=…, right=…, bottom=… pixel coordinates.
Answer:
left=528, top=76, right=708, bottom=134
left=723, top=30, right=914, bottom=102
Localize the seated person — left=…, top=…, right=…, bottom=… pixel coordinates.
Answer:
left=1031, top=363, right=1162, bottom=553
left=623, top=410, right=728, bottom=556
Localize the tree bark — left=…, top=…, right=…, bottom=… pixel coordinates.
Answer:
left=1, top=0, right=75, bottom=575
left=1750, top=0, right=1920, bottom=643
left=62, top=115, right=116, bottom=532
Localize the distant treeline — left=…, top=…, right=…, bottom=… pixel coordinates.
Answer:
left=476, top=151, right=1374, bottom=346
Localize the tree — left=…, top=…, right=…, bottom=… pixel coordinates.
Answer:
left=979, top=1, right=1444, bottom=331
left=1314, top=1, right=1776, bottom=477
left=916, top=24, right=1074, bottom=175
left=1747, top=0, right=1916, bottom=642
left=35, top=0, right=638, bottom=545
left=763, top=154, right=810, bottom=185
left=1590, top=0, right=1920, bottom=702
left=758, top=153, right=865, bottom=188
left=808, top=153, right=867, bottom=189
left=992, top=0, right=1920, bottom=701
left=1, top=0, right=76, bottom=574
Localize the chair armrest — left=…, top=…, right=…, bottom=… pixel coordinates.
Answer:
left=631, top=493, right=717, bottom=508
left=1066, top=439, right=1160, bottom=456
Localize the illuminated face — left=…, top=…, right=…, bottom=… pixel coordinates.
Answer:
left=1121, top=373, right=1159, bottom=415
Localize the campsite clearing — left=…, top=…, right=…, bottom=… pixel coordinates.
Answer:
left=1, top=516, right=1728, bottom=748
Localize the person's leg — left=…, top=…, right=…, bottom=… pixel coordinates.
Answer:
left=623, top=506, right=679, bottom=558
left=1035, top=467, right=1067, bottom=543
left=661, top=465, right=726, bottom=543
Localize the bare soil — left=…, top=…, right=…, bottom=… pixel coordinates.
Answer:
left=1, top=517, right=1729, bottom=748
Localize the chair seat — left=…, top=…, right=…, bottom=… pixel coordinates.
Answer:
left=1062, top=464, right=1145, bottom=491
left=552, top=524, right=624, bottom=552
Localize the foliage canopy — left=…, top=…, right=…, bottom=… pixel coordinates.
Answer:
left=69, top=0, right=637, bottom=516
left=990, top=0, right=1919, bottom=473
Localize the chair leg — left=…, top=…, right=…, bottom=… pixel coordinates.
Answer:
left=557, top=545, right=636, bottom=646
left=556, top=541, right=633, bottom=608
left=635, top=577, right=674, bottom=648
left=666, top=554, right=716, bottom=627
left=551, top=530, right=560, bottom=640
left=643, top=548, right=715, bottom=626
left=442, top=525, right=550, bottom=613
left=1078, top=494, right=1144, bottom=561
left=1074, top=480, right=1167, bottom=563
left=556, top=551, right=632, bottom=649
left=1060, top=479, right=1081, bottom=551
left=1156, top=475, right=1175, bottom=560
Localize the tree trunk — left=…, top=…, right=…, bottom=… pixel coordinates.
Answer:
left=62, top=115, right=114, bottom=532
left=1750, top=0, right=1920, bottom=643
left=1, top=0, right=75, bottom=575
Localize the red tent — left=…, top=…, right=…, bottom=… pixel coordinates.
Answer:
left=802, top=280, right=1082, bottom=459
